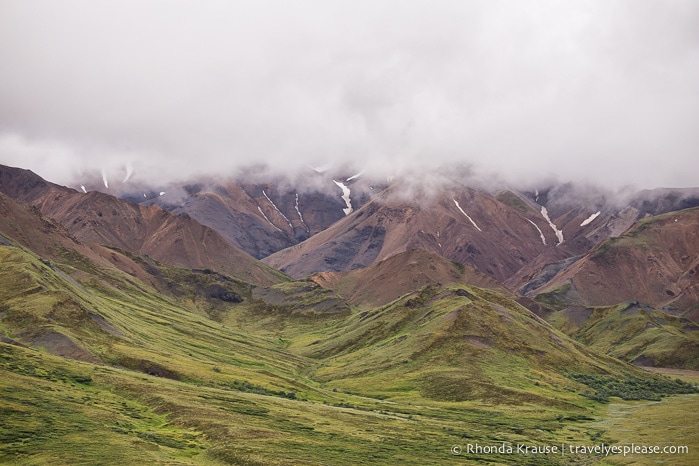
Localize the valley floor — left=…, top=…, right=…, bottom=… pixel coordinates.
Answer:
left=590, top=394, right=699, bottom=466
left=2, top=340, right=697, bottom=466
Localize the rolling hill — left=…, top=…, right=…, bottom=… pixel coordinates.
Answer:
left=549, top=302, right=699, bottom=370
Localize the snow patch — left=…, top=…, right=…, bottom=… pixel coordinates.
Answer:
left=541, top=207, right=563, bottom=245
left=159, top=191, right=165, bottom=196
left=295, top=193, right=309, bottom=231
left=453, top=199, right=482, bottom=232
left=257, top=206, right=281, bottom=232
left=527, top=219, right=547, bottom=245
left=122, top=163, right=133, bottom=183
left=346, top=170, right=364, bottom=182
left=101, top=168, right=109, bottom=188
left=333, top=180, right=353, bottom=215
left=309, top=164, right=331, bottom=173
left=580, top=211, right=601, bottom=227
left=80, top=185, right=87, bottom=194
left=263, top=190, right=292, bottom=228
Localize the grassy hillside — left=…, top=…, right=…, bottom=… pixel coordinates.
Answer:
left=0, top=246, right=313, bottom=395
left=5, top=340, right=659, bottom=466
left=588, top=392, right=699, bottom=466
left=2, top=240, right=698, bottom=465
left=266, top=285, right=650, bottom=405
left=549, top=302, right=699, bottom=370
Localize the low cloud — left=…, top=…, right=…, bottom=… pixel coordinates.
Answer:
left=1, top=0, right=698, bottom=189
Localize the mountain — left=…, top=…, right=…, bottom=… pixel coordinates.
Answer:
left=6, top=162, right=698, bottom=316
left=310, top=248, right=507, bottom=308
left=265, top=183, right=554, bottom=280
left=532, top=207, right=699, bottom=320
left=295, top=283, right=651, bottom=406
left=75, top=168, right=379, bottom=259
left=7, top=229, right=691, bottom=464
left=0, top=165, right=285, bottom=286
left=0, top=191, right=90, bottom=260
left=264, top=181, right=657, bottom=281
left=263, top=180, right=699, bottom=321
left=70, top=166, right=699, bottom=313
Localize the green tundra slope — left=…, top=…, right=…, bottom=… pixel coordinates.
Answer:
left=1, top=234, right=697, bottom=464
left=548, top=302, right=699, bottom=370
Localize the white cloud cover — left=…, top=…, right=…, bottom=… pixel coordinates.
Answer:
left=0, top=0, right=698, bottom=188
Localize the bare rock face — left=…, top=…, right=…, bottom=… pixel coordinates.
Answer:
left=264, top=181, right=699, bottom=319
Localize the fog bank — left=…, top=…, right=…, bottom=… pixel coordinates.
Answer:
left=1, top=1, right=698, bottom=189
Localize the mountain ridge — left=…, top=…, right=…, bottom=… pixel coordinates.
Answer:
left=0, top=164, right=285, bottom=286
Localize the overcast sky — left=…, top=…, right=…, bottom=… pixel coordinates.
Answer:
left=0, top=0, right=698, bottom=188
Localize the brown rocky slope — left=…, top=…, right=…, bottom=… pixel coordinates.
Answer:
left=533, top=207, right=699, bottom=320
left=0, top=165, right=285, bottom=286
left=310, top=248, right=508, bottom=308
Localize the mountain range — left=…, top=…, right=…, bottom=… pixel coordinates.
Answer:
left=1, top=162, right=698, bottom=465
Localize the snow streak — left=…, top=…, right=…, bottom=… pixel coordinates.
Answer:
left=527, top=219, right=546, bottom=245
left=580, top=211, right=601, bottom=227
left=541, top=206, right=563, bottom=245
left=101, top=168, right=109, bottom=188
left=453, top=199, right=482, bottom=232
left=80, top=185, right=87, bottom=193
left=122, top=163, right=133, bottom=183
left=346, top=171, right=364, bottom=182
left=333, top=180, right=353, bottom=215
left=263, top=190, right=292, bottom=228
left=295, top=193, right=309, bottom=231
left=257, top=206, right=281, bottom=232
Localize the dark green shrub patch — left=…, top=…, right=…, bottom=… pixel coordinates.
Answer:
left=570, top=373, right=698, bottom=403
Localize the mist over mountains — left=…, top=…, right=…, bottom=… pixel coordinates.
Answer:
left=2, top=0, right=699, bottom=189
